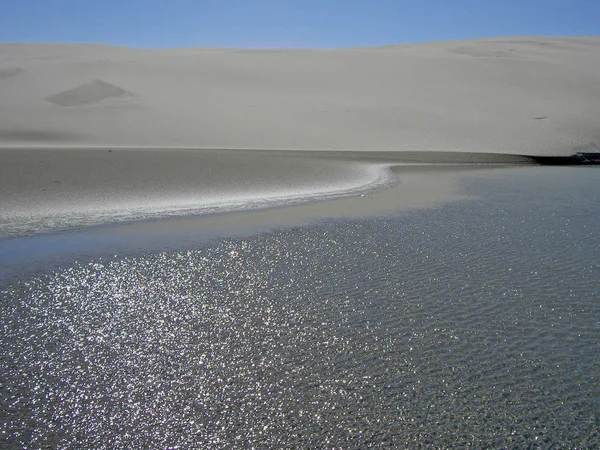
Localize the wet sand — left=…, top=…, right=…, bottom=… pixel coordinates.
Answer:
left=0, top=148, right=534, bottom=237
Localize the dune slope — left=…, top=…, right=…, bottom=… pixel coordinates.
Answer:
left=1, top=37, right=599, bottom=155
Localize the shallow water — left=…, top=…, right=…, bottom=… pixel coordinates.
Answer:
left=1, top=167, right=599, bottom=448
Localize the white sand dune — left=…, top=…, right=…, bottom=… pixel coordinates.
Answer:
left=1, top=37, right=599, bottom=154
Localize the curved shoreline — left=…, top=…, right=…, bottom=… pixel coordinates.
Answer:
left=0, top=147, right=579, bottom=238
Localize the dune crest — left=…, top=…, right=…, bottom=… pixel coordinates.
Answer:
left=46, top=79, right=131, bottom=107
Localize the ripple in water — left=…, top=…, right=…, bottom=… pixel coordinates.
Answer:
left=1, top=168, right=599, bottom=448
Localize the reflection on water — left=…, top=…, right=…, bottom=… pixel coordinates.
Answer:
left=1, top=167, right=599, bottom=448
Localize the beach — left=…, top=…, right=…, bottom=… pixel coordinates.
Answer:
left=2, top=37, right=600, bottom=237
left=0, top=147, right=536, bottom=238
left=1, top=37, right=600, bottom=448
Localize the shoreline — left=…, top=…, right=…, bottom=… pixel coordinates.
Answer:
left=0, top=163, right=528, bottom=288
left=4, top=145, right=594, bottom=163
left=0, top=162, right=595, bottom=288
left=0, top=148, right=540, bottom=239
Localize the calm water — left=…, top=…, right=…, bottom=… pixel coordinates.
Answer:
left=1, top=167, right=598, bottom=448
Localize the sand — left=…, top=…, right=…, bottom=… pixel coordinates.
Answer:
left=0, top=148, right=530, bottom=236
left=1, top=37, right=599, bottom=235
left=1, top=37, right=599, bottom=153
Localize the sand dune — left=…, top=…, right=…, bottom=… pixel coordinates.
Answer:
left=1, top=37, right=599, bottom=236
left=1, top=37, right=599, bottom=155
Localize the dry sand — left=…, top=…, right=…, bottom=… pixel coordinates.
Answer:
left=1, top=37, right=599, bottom=235
left=1, top=36, right=599, bottom=153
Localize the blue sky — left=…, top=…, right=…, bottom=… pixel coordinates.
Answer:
left=1, top=0, right=598, bottom=48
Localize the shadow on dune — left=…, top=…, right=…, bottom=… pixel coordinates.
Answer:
left=0, top=128, right=84, bottom=143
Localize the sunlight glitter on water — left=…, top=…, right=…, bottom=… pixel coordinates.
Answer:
left=1, top=167, right=599, bottom=448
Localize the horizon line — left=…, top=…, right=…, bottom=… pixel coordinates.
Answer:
left=1, top=34, right=599, bottom=51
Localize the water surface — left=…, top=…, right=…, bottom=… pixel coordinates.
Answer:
left=1, top=167, right=598, bottom=448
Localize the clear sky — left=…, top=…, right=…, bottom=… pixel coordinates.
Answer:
left=1, top=0, right=598, bottom=48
